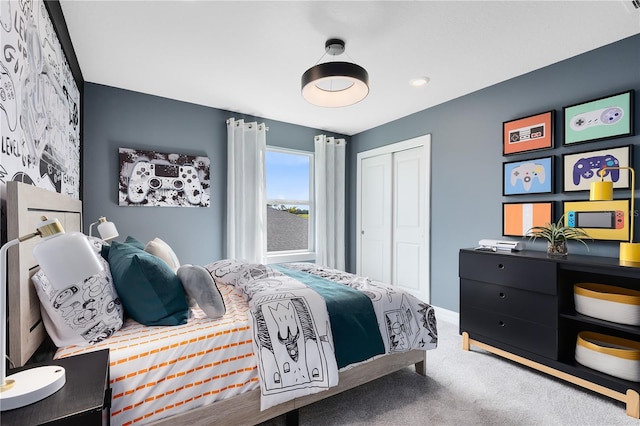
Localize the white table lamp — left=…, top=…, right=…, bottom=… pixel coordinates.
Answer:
left=88, top=216, right=119, bottom=241
left=0, top=217, right=104, bottom=411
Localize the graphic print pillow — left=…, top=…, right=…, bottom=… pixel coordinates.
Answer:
left=32, top=246, right=124, bottom=347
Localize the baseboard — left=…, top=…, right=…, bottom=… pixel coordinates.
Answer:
left=433, top=305, right=459, bottom=327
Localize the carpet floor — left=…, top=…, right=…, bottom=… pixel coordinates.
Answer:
left=259, top=316, right=637, bottom=426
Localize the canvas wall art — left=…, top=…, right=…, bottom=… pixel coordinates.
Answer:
left=503, top=156, right=554, bottom=195
left=503, top=201, right=553, bottom=237
left=562, top=145, right=632, bottom=192
left=563, top=199, right=630, bottom=241
left=563, top=90, right=634, bottom=145
left=503, top=111, right=554, bottom=155
left=0, top=1, right=81, bottom=198
left=119, top=148, right=211, bottom=207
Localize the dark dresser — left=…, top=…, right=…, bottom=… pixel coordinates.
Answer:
left=459, top=248, right=640, bottom=419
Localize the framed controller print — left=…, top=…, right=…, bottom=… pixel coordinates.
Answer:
left=503, top=110, right=554, bottom=155
left=503, top=201, right=554, bottom=237
left=119, top=147, right=211, bottom=207
left=562, top=145, right=631, bottom=192
left=503, top=156, right=553, bottom=196
left=563, top=90, right=634, bottom=145
left=563, top=199, right=630, bottom=241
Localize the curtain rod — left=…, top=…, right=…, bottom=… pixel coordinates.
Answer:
left=226, top=118, right=269, bottom=131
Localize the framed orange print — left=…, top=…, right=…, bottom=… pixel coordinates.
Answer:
left=503, top=201, right=553, bottom=237
left=503, top=110, right=554, bottom=155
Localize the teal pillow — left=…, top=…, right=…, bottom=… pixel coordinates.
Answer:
left=124, top=235, right=145, bottom=250
left=108, top=240, right=188, bottom=326
left=101, top=235, right=145, bottom=260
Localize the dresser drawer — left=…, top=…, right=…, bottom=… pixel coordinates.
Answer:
left=459, top=251, right=556, bottom=295
left=461, top=305, right=557, bottom=359
left=460, top=279, right=557, bottom=328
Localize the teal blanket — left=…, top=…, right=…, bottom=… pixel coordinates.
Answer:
left=271, top=264, right=385, bottom=368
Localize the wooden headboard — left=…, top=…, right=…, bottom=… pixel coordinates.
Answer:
left=6, top=181, right=83, bottom=367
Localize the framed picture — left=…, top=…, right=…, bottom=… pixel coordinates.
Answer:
left=563, top=199, right=630, bottom=241
left=119, top=147, right=211, bottom=207
left=563, top=90, right=634, bottom=145
left=503, top=201, right=554, bottom=237
left=503, top=156, right=553, bottom=195
left=562, top=145, right=632, bottom=192
left=503, top=110, right=554, bottom=155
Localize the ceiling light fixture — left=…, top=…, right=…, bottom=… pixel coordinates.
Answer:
left=410, top=77, right=430, bottom=87
left=301, top=38, right=369, bottom=108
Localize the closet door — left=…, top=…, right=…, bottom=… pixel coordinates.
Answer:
left=359, top=153, right=392, bottom=284
left=357, top=135, right=431, bottom=302
left=393, top=146, right=426, bottom=299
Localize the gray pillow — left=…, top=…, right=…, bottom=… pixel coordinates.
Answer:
left=177, top=264, right=226, bottom=319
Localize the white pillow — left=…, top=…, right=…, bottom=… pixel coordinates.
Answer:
left=32, top=249, right=124, bottom=347
left=144, top=237, right=180, bottom=271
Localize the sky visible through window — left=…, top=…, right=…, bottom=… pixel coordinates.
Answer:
left=266, top=150, right=310, bottom=203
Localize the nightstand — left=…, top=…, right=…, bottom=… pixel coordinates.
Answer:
left=2, top=349, right=110, bottom=425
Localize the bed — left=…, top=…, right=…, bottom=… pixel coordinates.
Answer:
left=6, top=181, right=437, bottom=425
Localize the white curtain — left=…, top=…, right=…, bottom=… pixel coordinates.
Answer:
left=226, top=118, right=267, bottom=263
left=315, top=134, right=346, bottom=270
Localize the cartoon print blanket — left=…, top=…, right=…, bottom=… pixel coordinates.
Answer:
left=206, top=260, right=438, bottom=411
left=283, top=263, right=438, bottom=354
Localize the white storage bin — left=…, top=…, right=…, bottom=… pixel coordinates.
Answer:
left=575, top=332, right=640, bottom=382
left=574, top=283, right=640, bottom=326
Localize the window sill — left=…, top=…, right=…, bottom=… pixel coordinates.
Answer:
left=266, top=251, right=316, bottom=264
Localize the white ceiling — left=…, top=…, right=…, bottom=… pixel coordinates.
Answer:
left=59, top=1, right=640, bottom=136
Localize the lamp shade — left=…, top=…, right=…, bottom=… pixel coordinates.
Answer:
left=588, top=165, right=640, bottom=264
left=590, top=181, right=614, bottom=201
left=32, top=231, right=103, bottom=288
left=97, top=218, right=119, bottom=241
left=301, top=62, right=369, bottom=107
left=301, top=38, right=369, bottom=108
left=1, top=217, right=105, bottom=411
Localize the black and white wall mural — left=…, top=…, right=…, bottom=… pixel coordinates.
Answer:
left=119, top=147, right=211, bottom=207
left=0, top=0, right=81, bottom=199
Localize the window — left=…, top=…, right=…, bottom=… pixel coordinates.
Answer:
left=265, top=147, right=314, bottom=263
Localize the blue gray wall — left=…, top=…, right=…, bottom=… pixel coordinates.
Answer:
left=348, top=34, right=640, bottom=312
left=84, top=34, right=640, bottom=314
left=82, top=83, right=347, bottom=266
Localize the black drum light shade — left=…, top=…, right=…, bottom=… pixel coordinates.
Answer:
left=301, top=39, right=369, bottom=108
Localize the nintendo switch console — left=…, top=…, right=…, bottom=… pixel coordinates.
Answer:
left=567, top=210, right=624, bottom=229
left=128, top=161, right=203, bottom=204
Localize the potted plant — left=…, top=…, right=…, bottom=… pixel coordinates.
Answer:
left=526, top=215, right=592, bottom=256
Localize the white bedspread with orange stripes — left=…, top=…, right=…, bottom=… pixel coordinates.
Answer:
left=55, top=283, right=258, bottom=426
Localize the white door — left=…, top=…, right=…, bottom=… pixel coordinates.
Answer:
left=359, top=153, right=392, bottom=283
left=357, top=135, right=431, bottom=302
left=393, top=146, right=426, bottom=299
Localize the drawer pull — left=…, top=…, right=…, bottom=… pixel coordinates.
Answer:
left=499, top=292, right=506, bottom=298
left=497, top=263, right=505, bottom=270
left=498, top=321, right=505, bottom=327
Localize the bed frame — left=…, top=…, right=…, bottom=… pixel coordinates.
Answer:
left=6, top=181, right=428, bottom=425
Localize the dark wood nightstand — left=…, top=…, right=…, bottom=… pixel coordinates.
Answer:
left=2, top=349, right=110, bottom=425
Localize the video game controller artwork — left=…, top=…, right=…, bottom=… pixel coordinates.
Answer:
left=1, top=1, right=82, bottom=198
left=119, top=148, right=211, bottom=207
left=565, top=91, right=633, bottom=145
left=572, top=155, right=619, bottom=186
left=504, top=157, right=553, bottom=195
left=564, top=145, right=631, bottom=192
